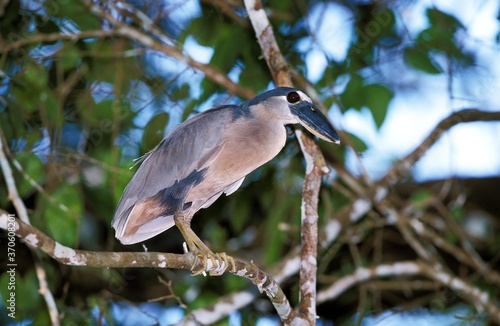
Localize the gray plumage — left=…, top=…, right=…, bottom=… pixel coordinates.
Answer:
left=112, top=87, right=339, bottom=248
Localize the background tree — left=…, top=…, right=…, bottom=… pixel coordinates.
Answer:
left=1, top=0, right=500, bottom=324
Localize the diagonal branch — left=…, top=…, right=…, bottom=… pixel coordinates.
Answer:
left=0, top=2, right=255, bottom=100
left=380, top=109, right=500, bottom=187
left=316, top=260, right=500, bottom=324
left=244, top=0, right=291, bottom=87
left=80, top=0, right=256, bottom=99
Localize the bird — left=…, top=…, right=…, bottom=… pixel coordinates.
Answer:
left=112, top=87, right=339, bottom=263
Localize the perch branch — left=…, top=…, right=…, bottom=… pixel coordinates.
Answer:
left=0, top=213, right=295, bottom=323
left=181, top=249, right=302, bottom=325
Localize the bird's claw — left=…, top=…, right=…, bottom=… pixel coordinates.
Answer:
left=190, top=251, right=235, bottom=276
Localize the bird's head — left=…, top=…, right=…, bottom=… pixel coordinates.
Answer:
left=245, top=87, right=340, bottom=144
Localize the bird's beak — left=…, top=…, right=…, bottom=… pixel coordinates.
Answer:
left=290, top=102, right=340, bottom=144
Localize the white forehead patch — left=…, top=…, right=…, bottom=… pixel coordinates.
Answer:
left=297, top=91, right=312, bottom=103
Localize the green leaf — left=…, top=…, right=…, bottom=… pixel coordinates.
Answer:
left=239, top=58, right=269, bottom=92
left=10, top=61, right=48, bottom=112
left=346, top=131, right=368, bottom=152
left=404, top=47, right=442, bottom=74
left=47, top=0, right=100, bottom=30
left=113, top=167, right=134, bottom=207
left=35, top=15, right=60, bottom=34
left=227, top=194, right=250, bottom=234
left=10, top=86, right=37, bottom=113
left=141, top=112, right=169, bottom=152
left=25, top=128, right=43, bottom=149
left=426, top=8, right=464, bottom=32
left=80, top=98, right=111, bottom=126
left=0, top=269, right=44, bottom=319
left=362, top=83, right=393, bottom=129
left=59, top=44, right=81, bottom=71
left=169, top=84, right=190, bottom=102
left=410, top=190, right=432, bottom=205
left=339, top=74, right=364, bottom=111
left=14, top=152, right=45, bottom=198
left=44, top=184, right=82, bottom=247
left=209, top=27, right=243, bottom=72
left=24, top=61, right=46, bottom=89
left=263, top=193, right=298, bottom=265
left=0, top=104, right=26, bottom=141
left=183, top=15, right=219, bottom=47
left=85, top=41, right=140, bottom=84
left=41, top=90, right=63, bottom=128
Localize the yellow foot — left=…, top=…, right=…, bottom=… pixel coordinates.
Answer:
left=183, top=244, right=235, bottom=276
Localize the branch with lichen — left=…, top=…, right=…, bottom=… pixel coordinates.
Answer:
left=243, top=0, right=333, bottom=323
left=0, top=213, right=296, bottom=323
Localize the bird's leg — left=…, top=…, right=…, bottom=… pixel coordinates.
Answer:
left=174, top=211, right=222, bottom=275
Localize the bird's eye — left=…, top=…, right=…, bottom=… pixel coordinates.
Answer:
left=286, top=91, right=300, bottom=104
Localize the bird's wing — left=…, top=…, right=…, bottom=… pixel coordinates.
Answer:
left=112, top=106, right=238, bottom=244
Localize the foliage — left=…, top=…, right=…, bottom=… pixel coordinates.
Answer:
left=0, top=0, right=499, bottom=325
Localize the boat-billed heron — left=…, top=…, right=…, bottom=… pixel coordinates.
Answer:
left=112, top=87, right=339, bottom=260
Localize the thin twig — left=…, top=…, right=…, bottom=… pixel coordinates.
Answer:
left=316, top=260, right=500, bottom=324
left=80, top=0, right=255, bottom=99
left=380, top=109, right=500, bottom=187
left=0, top=135, right=61, bottom=326
left=0, top=30, right=116, bottom=54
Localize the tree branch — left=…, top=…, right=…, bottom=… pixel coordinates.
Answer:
left=244, top=0, right=334, bottom=323
left=0, top=213, right=296, bottom=323
left=0, top=30, right=116, bottom=53
left=317, top=261, right=422, bottom=303
left=243, top=0, right=292, bottom=87
left=316, top=260, right=500, bottom=325
left=295, top=129, right=323, bottom=322
left=80, top=0, right=256, bottom=99
left=380, top=109, right=500, bottom=187
left=0, top=133, right=60, bottom=326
